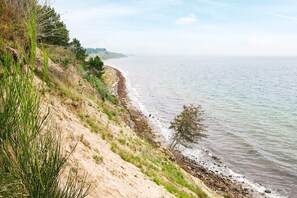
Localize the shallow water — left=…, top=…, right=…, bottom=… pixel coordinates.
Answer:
left=106, top=56, right=297, bottom=197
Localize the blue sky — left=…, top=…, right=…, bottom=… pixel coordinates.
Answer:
left=54, top=0, right=297, bottom=56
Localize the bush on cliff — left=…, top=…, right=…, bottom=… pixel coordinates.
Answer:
left=87, top=55, right=104, bottom=78
left=70, top=38, right=87, bottom=64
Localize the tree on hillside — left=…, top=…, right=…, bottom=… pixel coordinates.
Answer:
left=37, top=5, right=70, bottom=46
left=87, top=56, right=104, bottom=78
left=169, top=105, right=206, bottom=150
left=70, top=38, right=87, bottom=63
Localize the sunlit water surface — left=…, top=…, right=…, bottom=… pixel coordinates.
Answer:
left=106, top=56, right=297, bottom=197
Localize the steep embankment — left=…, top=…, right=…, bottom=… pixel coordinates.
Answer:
left=37, top=51, right=221, bottom=198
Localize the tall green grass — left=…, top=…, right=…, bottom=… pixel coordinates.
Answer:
left=0, top=1, right=91, bottom=197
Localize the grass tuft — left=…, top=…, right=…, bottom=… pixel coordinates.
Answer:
left=93, top=155, right=103, bottom=164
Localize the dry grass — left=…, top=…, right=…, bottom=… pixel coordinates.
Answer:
left=0, top=1, right=30, bottom=47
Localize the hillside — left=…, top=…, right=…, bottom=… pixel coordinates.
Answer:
left=35, top=47, right=221, bottom=198
left=86, top=48, right=126, bottom=60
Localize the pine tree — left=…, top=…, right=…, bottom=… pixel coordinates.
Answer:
left=37, top=5, right=70, bottom=46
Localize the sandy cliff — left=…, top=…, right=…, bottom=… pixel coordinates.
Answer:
left=37, top=54, right=221, bottom=198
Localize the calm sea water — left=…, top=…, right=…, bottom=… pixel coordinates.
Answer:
left=106, top=56, right=297, bottom=197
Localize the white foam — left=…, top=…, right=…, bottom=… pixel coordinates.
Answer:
left=182, top=147, right=287, bottom=198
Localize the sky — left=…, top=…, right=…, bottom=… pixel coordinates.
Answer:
left=53, top=0, right=297, bottom=56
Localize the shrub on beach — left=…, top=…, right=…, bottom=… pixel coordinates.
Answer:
left=169, top=105, right=206, bottom=150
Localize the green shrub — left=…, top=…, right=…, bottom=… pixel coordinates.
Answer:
left=70, top=38, right=87, bottom=63
left=86, top=56, right=104, bottom=78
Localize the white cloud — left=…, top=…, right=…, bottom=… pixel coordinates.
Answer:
left=176, top=13, right=197, bottom=25
left=267, top=12, right=297, bottom=22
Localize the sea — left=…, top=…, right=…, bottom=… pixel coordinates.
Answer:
left=106, top=56, right=297, bottom=198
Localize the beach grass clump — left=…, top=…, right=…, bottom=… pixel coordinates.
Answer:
left=100, top=102, right=123, bottom=123
left=110, top=142, right=119, bottom=153
left=101, top=129, right=114, bottom=141
left=56, top=79, right=82, bottom=102
left=106, top=110, right=117, bottom=121
left=79, top=135, right=91, bottom=149
left=77, top=112, right=101, bottom=133
left=0, top=47, right=90, bottom=198
left=77, top=108, right=116, bottom=142
left=77, top=112, right=115, bottom=141
left=93, top=155, right=103, bottom=164
left=0, top=1, right=91, bottom=197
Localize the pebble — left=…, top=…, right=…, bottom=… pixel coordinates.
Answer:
left=265, top=189, right=271, bottom=194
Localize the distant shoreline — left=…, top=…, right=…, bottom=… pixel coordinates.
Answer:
left=108, top=65, right=253, bottom=198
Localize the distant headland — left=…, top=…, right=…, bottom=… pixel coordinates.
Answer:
left=86, top=48, right=126, bottom=60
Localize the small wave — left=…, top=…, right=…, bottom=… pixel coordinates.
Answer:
left=182, top=148, right=286, bottom=198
